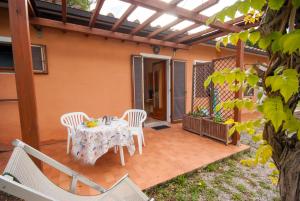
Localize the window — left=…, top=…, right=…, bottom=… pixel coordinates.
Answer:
left=0, top=42, right=48, bottom=74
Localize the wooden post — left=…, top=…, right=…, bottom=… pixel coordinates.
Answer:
left=232, top=40, right=244, bottom=145
left=8, top=0, right=41, bottom=159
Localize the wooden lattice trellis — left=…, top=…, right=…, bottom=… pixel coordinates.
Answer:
left=191, top=62, right=213, bottom=114
left=191, top=56, right=236, bottom=120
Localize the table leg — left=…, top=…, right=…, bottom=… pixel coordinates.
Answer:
left=119, top=145, right=125, bottom=166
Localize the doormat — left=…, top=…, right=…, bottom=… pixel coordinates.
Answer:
left=152, top=125, right=170, bottom=130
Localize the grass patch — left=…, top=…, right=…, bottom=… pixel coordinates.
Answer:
left=232, top=193, right=243, bottom=201
left=258, top=180, right=272, bottom=190
left=236, top=183, right=247, bottom=193
left=204, top=163, right=220, bottom=172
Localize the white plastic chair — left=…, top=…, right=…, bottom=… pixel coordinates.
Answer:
left=60, top=112, right=90, bottom=154
left=121, top=109, right=147, bottom=155
left=0, top=139, right=153, bottom=201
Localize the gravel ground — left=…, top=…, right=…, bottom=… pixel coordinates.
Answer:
left=145, top=133, right=280, bottom=201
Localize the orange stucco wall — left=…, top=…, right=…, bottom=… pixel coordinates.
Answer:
left=0, top=8, right=267, bottom=144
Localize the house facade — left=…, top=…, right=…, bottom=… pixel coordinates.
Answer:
left=0, top=5, right=267, bottom=145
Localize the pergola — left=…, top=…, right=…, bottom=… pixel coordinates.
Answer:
left=6, top=0, right=251, bottom=157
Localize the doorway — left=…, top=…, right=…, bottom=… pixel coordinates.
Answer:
left=144, top=58, right=167, bottom=124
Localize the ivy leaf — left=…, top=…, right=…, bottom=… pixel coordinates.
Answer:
left=239, top=31, right=249, bottom=42
left=251, top=0, right=266, bottom=10
left=249, top=32, right=261, bottom=45
left=262, top=97, right=285, bottom=132
left=226, top=5, right=238, bottom=19
left=222, top=37, right=228, bottom=47
left=247, top=74, right=259, bottom=87
left=281, top=30, right=300, bottom=54
left=206, top=15, right=216, bottom=25
left=265, top=69, right=299, bottom=102
left=292, top=0, right=300, bottom=8
left=224, top=118, right=235, bottom=125
left=258, top=37, right=271, bottom=50
left=269, top=0, right=285, bottom=10
left=229, top=33, right=239, bottom=45
left=238, top=1, right=251, bottom=14
left=204, top=76, right=212, bottom=88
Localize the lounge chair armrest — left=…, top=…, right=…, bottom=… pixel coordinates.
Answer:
left=13, top=139, right=106, bottom=193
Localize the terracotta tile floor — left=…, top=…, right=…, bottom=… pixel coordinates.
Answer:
left=0, top=124, right=249, bottom=195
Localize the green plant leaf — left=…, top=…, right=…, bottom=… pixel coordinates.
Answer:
left=239, top=30, right=249, bottom=42
left=247, top=74, right=259, bottom=87
left=265, top=69, right=299, bottom=102
left=262, top=97, right=286, bottom=132
left=225, top=5, right=238, bottom=19
left=224, top=118, right=235, bottom=125
left=206, top=15, right=216, bottom=25
left=238, top=1, right=251, bottom=14
left=281, top=30, right=300, bottom=54
left=204, top=76, right=212, bottom=88
left=292, top=0, right=300, bottom=8
left=258, top=37, right=271, bottom=49
left=222, top=37, right=229, bottom=47
left=249, top=32, right=261, bottom=45
left=251, top=0, right=266, bottom=10
left=229, top=33, right=240, bottom=45
left=269, top=0, right=285, bottom=10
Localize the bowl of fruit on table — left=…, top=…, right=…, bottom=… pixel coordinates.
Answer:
left=83, top=119, right=99, bottom=128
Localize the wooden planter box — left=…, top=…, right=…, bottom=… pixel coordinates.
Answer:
left=201, top=117, right=231, bottom=145
left=182, top=115, right=203, bottom=135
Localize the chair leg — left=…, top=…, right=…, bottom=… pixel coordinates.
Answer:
left=67, top=135, right=71, bottom=154
left=141, top=130, right=146, bottom=146
left=114, top=146, right=118, bottom=154
left=137, top=134, right=143, bottom=155
left=119, top=146, right=125, bottom=166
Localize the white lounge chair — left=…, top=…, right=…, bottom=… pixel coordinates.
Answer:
left=121, top=109, right=147, bottom=155
left=60, top=112, right=90, bottom=154
left=0, top=139, right=153, bottom=201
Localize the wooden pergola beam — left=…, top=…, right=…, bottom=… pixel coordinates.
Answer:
left=111, top=4, right=136, bottom=31
left=30, top=18, right=189, bottom=49
left=121, top=0, right=242, bottom=32
left=147, top=18, right=183, bottom=38
left=27, top=0, right=36, bottom=17
left=61, top=0, right=67, bottom=23
left=177, top=27, right=215, bottom=43
left=177, top=16, right=244, bottom=43
left=193, top=0, right=219, bottom=13
left=131, top=12, right=161, bottom=35
left=130, top=0, right=181, bottom=35
left=232, top=40, right=244, bottom=145
left=89, top=0, right=105, bottom=28
left=163, top=23, right=199, bottom=41
left=8, top=0, right=40, bottom=159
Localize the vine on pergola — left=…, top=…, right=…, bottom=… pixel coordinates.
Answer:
left=205, top=0, right=300, bottom=200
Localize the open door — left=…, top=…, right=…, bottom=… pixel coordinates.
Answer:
left=151, top=61, right=167, bottom=120
left=131, top=55, right=144, bottom=109
left=171, top=60, right=186, bottom=122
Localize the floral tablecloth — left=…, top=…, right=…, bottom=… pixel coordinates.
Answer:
left=72, top=119, right=135, bottom=165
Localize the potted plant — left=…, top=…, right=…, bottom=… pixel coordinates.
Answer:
left=182, top=107, right=209, bottom=135
left=201, top=113, right=231, bottom=145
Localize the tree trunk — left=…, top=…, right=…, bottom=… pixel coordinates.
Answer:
left=278, top=146, right=300, bottom=201
left=264, top=122, right=300, bottom=201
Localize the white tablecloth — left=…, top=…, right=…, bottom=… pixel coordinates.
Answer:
left=72, top=119, right=135, bottom=165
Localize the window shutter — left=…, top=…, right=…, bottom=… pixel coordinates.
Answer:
left=171, top=60, right=186, bottom=121
left=132, top=55, right=144, bottom=109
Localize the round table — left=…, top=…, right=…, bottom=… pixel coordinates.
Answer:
left=72, top=119, right=135, bottom=165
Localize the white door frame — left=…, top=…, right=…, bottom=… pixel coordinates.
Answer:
left=140, top=53, right=171, bottom=123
